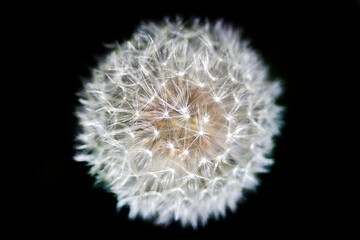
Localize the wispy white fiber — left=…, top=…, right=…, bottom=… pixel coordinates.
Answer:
left=75, top=18, right=284, bottom=228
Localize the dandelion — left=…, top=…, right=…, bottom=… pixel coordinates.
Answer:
left=75, top=18, right=284, bottom=228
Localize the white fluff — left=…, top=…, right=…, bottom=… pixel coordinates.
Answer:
left=75, top=18, right=284, bottom=228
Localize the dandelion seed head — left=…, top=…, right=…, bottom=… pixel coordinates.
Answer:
left=75, top=18, right=284, bottom=228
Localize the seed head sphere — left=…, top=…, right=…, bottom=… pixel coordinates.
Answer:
left=75, top=19, right=283, bottom=228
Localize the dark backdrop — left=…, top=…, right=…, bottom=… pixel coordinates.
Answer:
left=10, top=0, right=357, bottom=238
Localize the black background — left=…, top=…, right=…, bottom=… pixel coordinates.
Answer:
left=9, top=0, right=357, bottom=238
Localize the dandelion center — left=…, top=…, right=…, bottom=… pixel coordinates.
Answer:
left=135, top=81, right=227, bottom=168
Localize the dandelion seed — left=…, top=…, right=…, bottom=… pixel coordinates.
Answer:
left=202, top=115, right=210, bottom=123
left=226, top=115, right=233, bottom=122
left=168, top=142, right=174, bottom=149
left=227, top=133, right=232, bottom=140
left=181, top=107, right=188, bottom=114
left=214, top=96, right=221, bottom=102
left=200, top=157, right=208, bottom=164
left=146, top=149, right=153, bottom=157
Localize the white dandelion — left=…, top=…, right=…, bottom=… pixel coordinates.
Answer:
left=75, top=18, right=284, bottom=228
